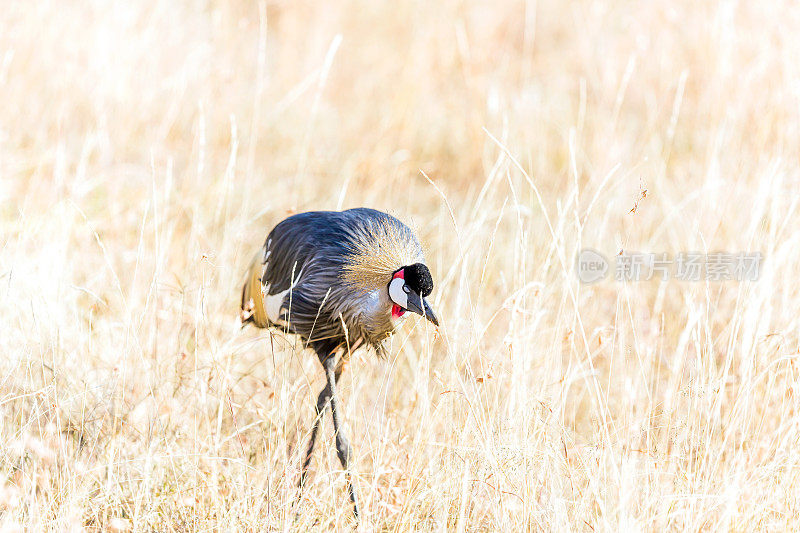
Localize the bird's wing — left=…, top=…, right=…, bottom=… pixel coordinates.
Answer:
left=240, top=250, right=270, bottom=327
left=248, top=212, right=349, bottom=329
left=259, top=212, right=341, bottom=292
left=240, top=213, right=321, bottom=328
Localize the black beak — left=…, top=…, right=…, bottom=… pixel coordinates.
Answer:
left=405, top=292, right=439, bottom=327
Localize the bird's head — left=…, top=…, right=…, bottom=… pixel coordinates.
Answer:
left=387, top=263, right=439, bottom=326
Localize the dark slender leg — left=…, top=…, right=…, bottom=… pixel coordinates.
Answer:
left=298, top=382, right=332, bottom=491
left=324, top=356, right=361, bottom=520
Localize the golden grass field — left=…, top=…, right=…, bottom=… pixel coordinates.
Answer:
left=3, top=0, right=800, bottom=530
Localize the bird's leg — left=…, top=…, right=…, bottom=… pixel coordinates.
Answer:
left=324, top=355, right=361, bottom=520
left=298, top=381, right=332, bottom=492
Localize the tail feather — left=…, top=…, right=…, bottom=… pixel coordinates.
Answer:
left=240, top=251, right=270, bottom=328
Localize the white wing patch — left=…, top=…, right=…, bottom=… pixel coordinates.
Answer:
left=260, top=243, right=304, bottom=327
left=264, top=284, right=290, bottom=324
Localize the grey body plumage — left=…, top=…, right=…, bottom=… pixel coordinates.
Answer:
left=240, top=207, right=438, bottom=520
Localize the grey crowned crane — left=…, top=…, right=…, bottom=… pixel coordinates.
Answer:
left=239, top=208, right=438, bottom=519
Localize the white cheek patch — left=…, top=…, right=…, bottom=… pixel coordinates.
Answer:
left=388, top=277, right=408, bottom=309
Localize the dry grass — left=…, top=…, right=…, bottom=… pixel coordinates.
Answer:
left=2, top=0, right=800, bottom=530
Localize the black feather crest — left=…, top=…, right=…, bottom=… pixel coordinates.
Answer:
left=404, top=263, right=433, bottom=297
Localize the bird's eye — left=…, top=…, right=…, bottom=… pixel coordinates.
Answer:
left=402, top=285, right=411, bottom=294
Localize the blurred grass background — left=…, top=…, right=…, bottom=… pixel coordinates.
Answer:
left=2, top=0, right=800, bottom=530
